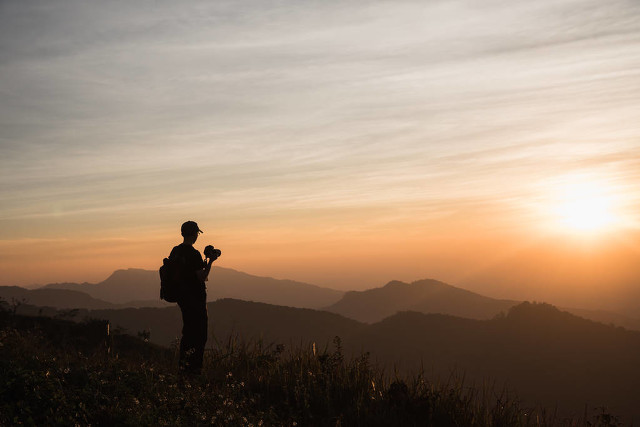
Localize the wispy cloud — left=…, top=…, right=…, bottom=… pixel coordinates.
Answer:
left=1, top=0, right=639, bottom=242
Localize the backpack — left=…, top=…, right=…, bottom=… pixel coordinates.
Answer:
left=159, top=256, right=182, bottom=302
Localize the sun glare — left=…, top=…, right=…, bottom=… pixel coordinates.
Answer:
left=552, top=177, right=619, bottom=233
left=558, top=195, right=613, bottom=231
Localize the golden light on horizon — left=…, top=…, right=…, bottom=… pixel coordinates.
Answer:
left=551, top=175, right=621, bottom=234
left=0, top=0, right=639, bottom=314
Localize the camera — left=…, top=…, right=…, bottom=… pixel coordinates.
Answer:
left=204, top=245, right=222, bottom=259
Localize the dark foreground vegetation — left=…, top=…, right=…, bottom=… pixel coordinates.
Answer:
left=0, top=309, right=623, bottom=426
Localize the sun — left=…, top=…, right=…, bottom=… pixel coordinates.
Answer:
left=548, top=175, right=620, bottom=234
left=557, top=192, right=614, bottom=231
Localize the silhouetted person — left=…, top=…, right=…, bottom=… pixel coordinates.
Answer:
left=170, top=220, right=218, bottom=374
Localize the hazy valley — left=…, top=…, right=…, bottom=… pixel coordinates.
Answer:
left=7, top=267, right=639, bottom=331
left=3, top=267, right=640, bottom=422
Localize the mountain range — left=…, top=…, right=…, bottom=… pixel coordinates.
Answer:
left=11, top=298, right=640, bottom=422
left=350, top=302, right=640, bottom=422
left=325, top=278, right=519, bottom=323
left=6, top=266, right=640, bottom=421
left=38, top=267, right=344, bottom=309
left=0, top=286, right=119, bottom=310
left=324, top=278, right=640, bottom=330
left=4, top=267, right=639, bottom=331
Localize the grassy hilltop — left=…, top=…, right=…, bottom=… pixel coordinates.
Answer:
left=0, top=308, right=624, bottom=426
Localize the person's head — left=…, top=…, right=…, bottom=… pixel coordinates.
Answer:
left=181, top=220, right=203, bottom=244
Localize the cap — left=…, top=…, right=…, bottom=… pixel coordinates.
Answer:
left=181, top=220, right=203, bottom=236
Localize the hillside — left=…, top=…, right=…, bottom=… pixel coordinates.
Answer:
left=350, top=302, right=640, bottom=422
left=209, top=268, right=344, bottom=308
left=0, top=286, right=118, bottom=310
left=43, top=267, right=344, bottom=308
left=13, top=298, right=640, bottom=422
left=53, top=299, right=363, bottom=349
left=326, top=278, right=519, bottom=323
left=2, top=309, right=580, bottom=427
left=27, top=268, right=640, bottom=333
left=562, top=306, right=640, bottom=332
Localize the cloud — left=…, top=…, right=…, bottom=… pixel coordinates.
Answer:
left=1, top=0, right=639, bottom=242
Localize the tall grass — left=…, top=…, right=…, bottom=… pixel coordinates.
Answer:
left=0, top=311, right=623, bottom=426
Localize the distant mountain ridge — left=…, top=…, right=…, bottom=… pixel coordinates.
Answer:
left=32, top=269, right=640, bottom=330
left=350, top=302, right=640, bottom=421
left=324, top=278, right=640, bottom=330
left=42, top=267, right=344, bottom=309
left=0, top=286, right=119, bottom=310
left=12, top=299, right=640, bottom=422
left=326, top=278, right=519, bottom=323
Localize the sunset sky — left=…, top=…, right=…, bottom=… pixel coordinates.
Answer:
left=1, top=1, right=639, bottom=312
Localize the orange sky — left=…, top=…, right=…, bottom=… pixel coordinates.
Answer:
left=2, top=200, right=639, bottom=314
left=1, top=1, right=639, bottom=315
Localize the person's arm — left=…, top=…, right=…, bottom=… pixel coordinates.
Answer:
left=196, top=257, right=215, bottom=282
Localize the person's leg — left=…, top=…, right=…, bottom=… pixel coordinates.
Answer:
left=178, top=298, right=198, bottom=372
left=191, top=297, right=208, bottom=372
